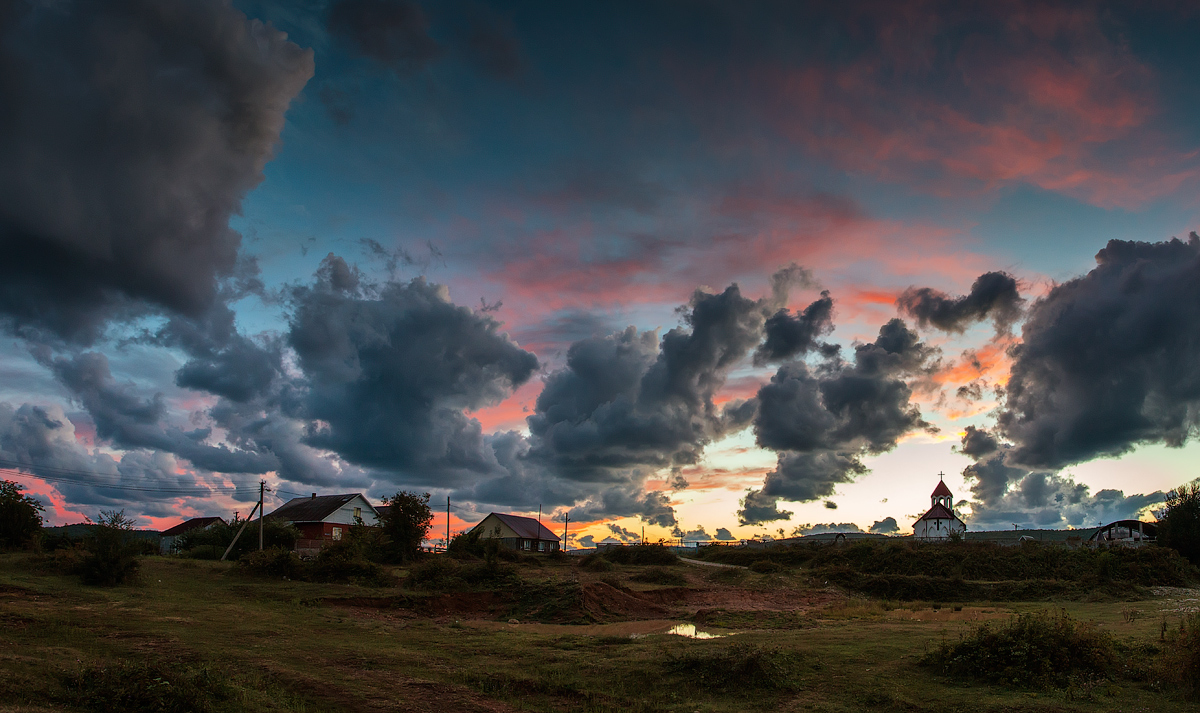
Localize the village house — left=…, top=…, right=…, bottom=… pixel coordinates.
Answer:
left=471, top=512, right=561, bottom=552
left=265, top=493, right=380, bottom=557
left=158, top=516, right=226, bottom=554
left=913, top=475, right=967, bottom=540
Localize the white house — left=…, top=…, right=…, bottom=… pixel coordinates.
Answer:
left=913, top=476, right=966, bottom=540
left=471, top=512, right=561, bottom=552
left=265, top=493, right=381, bottom=556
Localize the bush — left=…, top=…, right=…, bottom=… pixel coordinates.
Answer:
left=61, top=660, right=229, bottom=713
left=629, top=567, right=687, bottom=586
left=662, top=644, right=802, bottom=692
left=0, top=479, right=43, bottom=549
left=596, top=545, right=678, bottom=566
left=579, top=553, right=614, bottom=572
left=238, top=547, right=304, bottom=579
left=310, top=539, right=394, bottom=586
left=749, top=560, right=783, bottom=574
left=921, top=610, right=1114, bottom=688
left=1159, top=613, right=1200, bottom=699
left=447, top=528, right=485, bottom=559
left=77, top=511, right=141, bottom=586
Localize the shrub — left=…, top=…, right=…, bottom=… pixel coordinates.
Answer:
left=630, top=567, right=687, bottom=586
left=310, top=539, right=394, bottom=586
left=175, top=517, right=299, bottom=560
left=447, top=528, right=485, bottom=559
left=579, top=553, right=614, bottom=572
left=749, top=560, right=783, bottom=574
left=921, top=610, right=1114, bottom=688
left=238, top=547, right=304, bottom=579
left=77, top=511, right=141, bottom=586
left=597, top=544, right=678, bottom=566
left=0, top=479, right=43, bottom=549
left=1159, top=613, right=1200, bottom=699
left=61, top=660, right=228, bottom=713
left=662, top=644, right=802, bottom=692
left=706, top=567, right=746, bottom=585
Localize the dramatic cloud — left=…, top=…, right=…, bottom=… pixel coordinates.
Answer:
left=755, top=291, right=836, bottom=364
left=869, top=517, right=899, bottom=534
left=740, top=319, right=936, bottom=524
left=288, top=255, right=538, bottom=481
left=795, top=522, right=864, bottom=535
left=0, top=0, right=312, bottom=343
left=1000, top=235, right=1200, bottom=469
left=714, top=527, right=735, bottom=541
left=898, top=272, right=1024, bottom=334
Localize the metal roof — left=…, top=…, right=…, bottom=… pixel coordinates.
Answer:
left=931, top=480, right=953, bottom=497
left=266, top=494, right=369, bottom=523
left=160, top=517, right=225, bottom=537
left=915, top=503, right=962, bottom=522
left=476, top=512, right=561, bottom=541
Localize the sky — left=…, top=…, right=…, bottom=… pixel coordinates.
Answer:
left=2, top=0, right=1200, bottom=546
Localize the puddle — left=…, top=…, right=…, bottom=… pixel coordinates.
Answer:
left=665, top=623, right=724, bottom=639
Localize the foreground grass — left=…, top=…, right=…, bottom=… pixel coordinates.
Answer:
left=0, top=553, right=1195, bottom=712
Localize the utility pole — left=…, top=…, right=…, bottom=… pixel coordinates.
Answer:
left=221, top=500, right=260, bottom=561
left=258, top=480, right=265, bottom=551
left=562, top=512, right=569, bottom=553
left=446, top=496, right=451, bottom=551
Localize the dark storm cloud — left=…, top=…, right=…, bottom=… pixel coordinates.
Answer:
left=328, top=0, right=440, bottom=73
left=0, top=402, right=219, bottom=511
left=999, top=235, right=1200, bottom=469
left=714, top=527, right=735, bottom=541
left=956, top=429, right=1165, bottom=531
left=38, top=351, right=277, bottom=475
left=898, top=272, right=1024, bottom=334
left=287, top=255, right=538, bottom=481
left=754, top=291, right=836, bottom=364
left=869, top=517, right=899, bottom=534
left=740, top=319, right=936, bottom=525
left=796, top=522, right=864, bottom=535
left=0, top=0, right=312, bottom=344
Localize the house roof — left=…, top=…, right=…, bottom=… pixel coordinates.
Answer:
left=931, top=480, right=953, bottom=497
left=915, top=503, right=963, bottom=523
left=477, top=512, right=561, bottom=541
left=266, top=494, right=369, bottom=523
left=160, top=517, right=225, bottom=537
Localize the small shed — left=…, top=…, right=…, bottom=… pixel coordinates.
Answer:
left=158, top=516, right=226, bottom=554
left=471, top=512, right=561, bottom=553
left=265, top=493, right=380, bottom=557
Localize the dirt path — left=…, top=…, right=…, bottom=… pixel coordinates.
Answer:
left=678, top=557, right=745, bottom=569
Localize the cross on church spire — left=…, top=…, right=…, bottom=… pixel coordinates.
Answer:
left=938, top=471, right=944, bottom=481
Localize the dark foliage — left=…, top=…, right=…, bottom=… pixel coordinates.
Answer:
left=579, top=553, right=614, bottom=572
left=748, top=560, right=784, bottom=574
left=237, top=547, right=305, bottom=579
left=662, top=644, right=803, bottom=692
left=594, top=545, right=678, bottom=566
left=629, top=567, right=687, bottom=585
left=1159, top=613, right=1200, bottom=699
left=61, top=660, right=229, bottom=713
left=175, top=517, right=299, bottom=560
left=0, top=480, right=43, bottom=549
left=76, top=511, right=141, bottom=586
left=380, top=491, right=434, bottom=563
left=446, top=528, right=485, bottom=559
left=921, top=611, right=1114, bottom=688
left=405, top=556, right=519, bottom=591
left=1158, top=482, right=1200, bottom=565
left=238, top=541, right=394, bottom=587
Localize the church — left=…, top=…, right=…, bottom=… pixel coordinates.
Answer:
left=913, top=474, right=967, bottom=540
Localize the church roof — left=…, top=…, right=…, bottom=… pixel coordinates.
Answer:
left=915, top=503, right=963, bottom=523
left=931, top=480, right=953, bottom=497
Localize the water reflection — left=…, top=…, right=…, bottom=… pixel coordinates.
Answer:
left=665, top=623, right=723, bottom=639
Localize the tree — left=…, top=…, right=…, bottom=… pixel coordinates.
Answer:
left=1158, top=482, right=1200, bottom=566
left=78, top=509, right=141, bottom=586
left=0, top=479, right=44, bottom=549
left=381, top=491, right=433, bottom=562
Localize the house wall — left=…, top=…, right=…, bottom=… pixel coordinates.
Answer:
left=319, top=495, right=380, bottom=526
left=914, top=518, right=966, bottom=540
left=474, top=515, right=521, bottom=539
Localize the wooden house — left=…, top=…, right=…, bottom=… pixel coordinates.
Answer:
left=158, top=516, right=226, bottom=554
left=265, top=493, right=380, bottom=557
left=471, top=512, right=561, bottom=552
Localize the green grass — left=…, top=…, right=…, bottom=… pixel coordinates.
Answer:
left=1, top=552, right=1198, bottom=712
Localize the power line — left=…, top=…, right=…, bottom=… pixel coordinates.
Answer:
left=0, top=466, right=261, bottom=496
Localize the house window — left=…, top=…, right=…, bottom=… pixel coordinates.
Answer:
left=353, top=507, right=361, bottom=520
left=332, top=527, right=342, bottom=540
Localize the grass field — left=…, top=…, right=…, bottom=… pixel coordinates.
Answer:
left=0, top=551, right=1197, bottom=712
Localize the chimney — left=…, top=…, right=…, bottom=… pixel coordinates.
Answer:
left=311, top=493, right=316, bottom=499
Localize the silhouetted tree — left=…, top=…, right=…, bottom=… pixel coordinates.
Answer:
left=381, top=491, right=433, bottom=562
left=0, top=479, right=44, bottom=549
left=1159, top=482, right=1200, bottom=566
left=78, top=510, right=141, bottom=586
